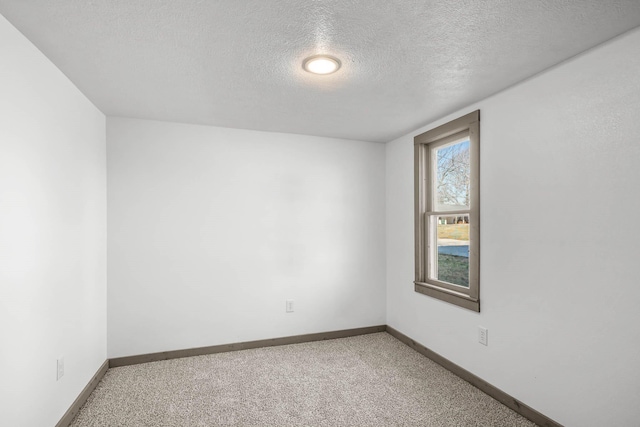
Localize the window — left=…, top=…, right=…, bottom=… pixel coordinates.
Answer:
left=414, top=110, right=480, bottom=311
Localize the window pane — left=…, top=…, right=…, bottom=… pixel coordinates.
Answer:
left=436, top=215, right=469, bottom=287
left=434, top=138, right=470, bottom=211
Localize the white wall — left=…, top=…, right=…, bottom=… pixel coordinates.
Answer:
left=107, top=118, right=386, bottom=358
left=0, top=14, right=107, bottom=427
left=386, top=28, right=640, bottom=427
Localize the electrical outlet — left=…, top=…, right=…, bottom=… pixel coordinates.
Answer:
left=478, top=327, right=488, bottom=346
left=57, top=357, right=64, bottom=380
left=286, top=299, right=294, bottom=313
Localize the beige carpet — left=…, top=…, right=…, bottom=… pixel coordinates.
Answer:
left=70, top=333, right=536, bottom=426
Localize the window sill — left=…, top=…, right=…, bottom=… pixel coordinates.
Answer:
left=414, top=282, right=480, bottom=312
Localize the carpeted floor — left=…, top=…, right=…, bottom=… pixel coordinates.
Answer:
left=70, top=332, right=536, bottom=426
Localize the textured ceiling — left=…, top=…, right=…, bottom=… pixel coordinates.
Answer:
left=2, top=1, right=640, bottom=142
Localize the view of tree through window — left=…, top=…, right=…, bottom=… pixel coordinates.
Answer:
left=434, top=139, right=470, bottom=287
left=436, top=139, right=470, bottom=209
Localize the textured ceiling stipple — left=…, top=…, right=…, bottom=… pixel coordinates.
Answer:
left=1, top=1, right=640, bottom=142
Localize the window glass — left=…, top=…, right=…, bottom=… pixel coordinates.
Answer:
left=434, top=215, right=469, bottom=287
left=434, top=138, right=470, bottom=211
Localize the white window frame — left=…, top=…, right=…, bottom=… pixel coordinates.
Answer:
left=414, top=110, right=480, bottom=312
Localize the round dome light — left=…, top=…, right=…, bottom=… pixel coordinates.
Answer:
left=303, top=55, right=341, bottom=75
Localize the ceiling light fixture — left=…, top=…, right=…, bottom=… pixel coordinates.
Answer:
left=303, top=55, right=341, bottom=75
